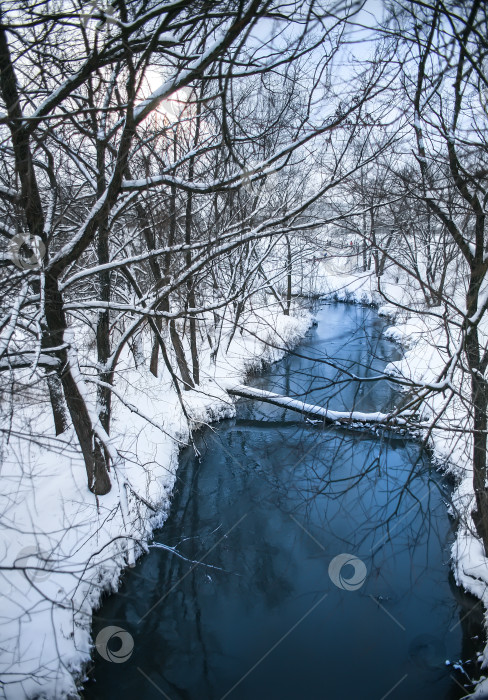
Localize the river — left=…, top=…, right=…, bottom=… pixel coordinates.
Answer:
left=85, top=302, right=482, bottom=700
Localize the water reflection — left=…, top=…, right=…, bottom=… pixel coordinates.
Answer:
left=85, top=303, right=481, bottom=700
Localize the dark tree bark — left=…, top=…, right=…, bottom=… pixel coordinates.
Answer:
left=284, top=235, right=292, bottom=315
left=0, top=26, right=111, bottom=494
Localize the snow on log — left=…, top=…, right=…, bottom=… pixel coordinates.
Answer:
left=228, top=384, right=409, bottom=427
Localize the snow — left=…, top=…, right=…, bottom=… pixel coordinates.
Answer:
left=318, top=262, right=488, bottom=696
left=0, top=302, right=312, bottom=700
left=5, top=249, right=488, bottom=697
left=229, top=384, right=410, bottom=426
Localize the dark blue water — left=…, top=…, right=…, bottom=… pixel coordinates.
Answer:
left=85, top=303, right=481, bottom=700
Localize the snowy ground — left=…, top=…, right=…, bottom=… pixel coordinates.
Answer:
left=314, top=256, right=488, bottom=696
left=4, top=249, right=488, bottom=698
left=0, top=301, right=312, bottom=700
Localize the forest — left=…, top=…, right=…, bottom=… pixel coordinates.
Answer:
left=1, top=1, right=488, bottom=698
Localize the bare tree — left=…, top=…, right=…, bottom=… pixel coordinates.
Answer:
left=0, top=0, right=384, bottom=500
left=337, top=0, right=488, bottom=554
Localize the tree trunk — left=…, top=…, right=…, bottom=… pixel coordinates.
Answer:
left=0, top=27, right=110, bottom=493
left=149, top=317, right=163, bottom=377
left=466, top=299, right=488, bottom=554
left=60, top=361, right=112, bottom=496
left=46, top=373, right=69, bottom=435
left=186, top=171, right=199, bottom=385
left=96, top=225, right=112, bottom=434
left=169, top=319, right=194, bottom=389
left=370, top=209, right=379, bottom=277
left=228, top=384, right=409, bottom=427
left=45, top=273, right=111, bottom=495
left=377, top=231, right=393, bottom=277
left=95, top=131, right=112, bottom=434
left=284, top=235, right=292, bottom=315
left=468, top=367, right=488, bottom=551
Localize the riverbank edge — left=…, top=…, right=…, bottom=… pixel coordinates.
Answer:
left=0, top=302, right=315, bottom=700
left=317, top=271, right=488, bottom=696
left=85, top=303, right=318, bottom=699
left=78, top=305, right=316, bottom=693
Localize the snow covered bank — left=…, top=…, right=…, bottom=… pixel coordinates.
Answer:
left=320, top=265, right=488, bottom=695
left=0, top=302, right=312, bottom=700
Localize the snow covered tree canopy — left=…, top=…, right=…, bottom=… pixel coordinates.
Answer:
left=0, top=0, right=384, bottom=495
left=2, top=1, right=488, bottom=696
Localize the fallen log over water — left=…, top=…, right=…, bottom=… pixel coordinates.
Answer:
left=228, top=384, right=413, bottom=428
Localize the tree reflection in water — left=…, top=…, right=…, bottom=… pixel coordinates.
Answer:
left=86, top=304, right=479, bottom=700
